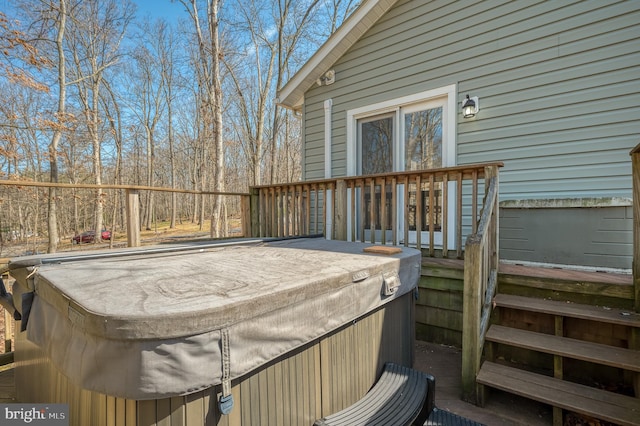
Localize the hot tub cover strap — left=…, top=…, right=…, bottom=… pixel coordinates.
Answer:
left=219, top=327, right=234, bottom=415
left=20, top=291, right=34, bottom=332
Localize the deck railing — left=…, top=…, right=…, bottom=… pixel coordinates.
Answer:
left=1, top=163, right=503, bottom=377
left=460, top=166, right=500, bottom=403
left=250, top=162, right=503, bottom=258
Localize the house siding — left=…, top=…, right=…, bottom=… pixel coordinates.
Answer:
left=501, top=205, right=633, bottom=269
left=301, top=0, right=640, bottom=268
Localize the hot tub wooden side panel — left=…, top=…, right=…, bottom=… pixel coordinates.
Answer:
left=14, top=293, right=414, bottom=426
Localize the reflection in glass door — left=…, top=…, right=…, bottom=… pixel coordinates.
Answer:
left=403, top=105, right=444, bottom=245
left=358, top=113, right=394, bottom=242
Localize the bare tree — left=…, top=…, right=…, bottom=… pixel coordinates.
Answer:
left=46, top=0, right=68, bottom=253
left=223, top=0, right=319, bottom=187
left=181, top=0, right=225, bottom=237
left=323, top=0, right=359, bottom=35
left=158, top=22, right=180, bottom=229
left=100, top=79, right=124, bottom=245
left=0, top=0, right=358, bottom=251
left=128, top=20, right=170, bottom=230
left=66, top=0, right=134, bottom=239
left=0, top=11, right=52, bottom=92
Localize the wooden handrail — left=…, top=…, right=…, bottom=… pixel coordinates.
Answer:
left=461, top=165, right=500, bottom=404
left=0, top=180, right=251, bottom=248
left=0, top=179, right=249, bottom=196
left=251, top=162, right=504, bottom=189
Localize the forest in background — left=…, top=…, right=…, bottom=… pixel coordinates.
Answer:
left=0, top=0, right=358, bottom=254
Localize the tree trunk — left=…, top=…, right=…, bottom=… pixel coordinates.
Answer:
left=47, top=0, right=67, bottom=253
left=209, top=0, right=224, bottom=237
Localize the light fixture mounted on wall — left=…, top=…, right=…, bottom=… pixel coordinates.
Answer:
left=316, top=69, right=336, bottom=86
left=462, top=95, right=479, bottom=118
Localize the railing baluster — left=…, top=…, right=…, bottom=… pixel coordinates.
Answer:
left=415, top=175, right=422, bottom=251
left=442, top=174, right=449, bottom=258
left=380, top=177, right=387, bottom=245
left=281, top=186, right=287, bottom=237
left=291, top=185, right=297, bottom=236
left=314, top=185, right=319, bottom=235
left=369, top=178, right=376, bottom=244
left=471, top=169, right=478, bottom=234
left=391, top=177, right=397, bottom=246
left=277, top=185, right=282, bottom=237
left=359, top=179, right=365, bottom=243
left=350, top=180, right=356, bottom=242
left=428, top=174, right=435, bottom=257
left=403, top=176, right=410, bottom=247
left=456, top=172, right=463, bottom=258
left=331, top=182, right=338, bottom=240
left=269, top=187, right=276, bottom=237
left=319, top=185, right=324, bottom=238
left=304, top=185, right=311, bottom=234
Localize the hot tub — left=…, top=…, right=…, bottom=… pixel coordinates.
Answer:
left=8, top=237, right=421, bottom=425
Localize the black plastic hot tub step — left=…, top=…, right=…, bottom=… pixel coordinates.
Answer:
left=425, top=408, right=486, bottom=426
left=313, top=362, right=435, bottom=426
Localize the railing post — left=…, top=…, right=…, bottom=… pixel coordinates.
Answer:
left=485, top=165, right=500, bottom=270
left=335, top=179, right=348, bottom=240
left=240, top=193, right=251, bottom=238
left=461, top=235, right=482, bottom=404
left=248, top=188, right=260, bottom=238
left=126, top=189, right=141, bottom=247
left=629, top=145, right=640, bottom=399
left=461, top=165, right=501, bottom=405
left=631, top=144, right=640, bottom=313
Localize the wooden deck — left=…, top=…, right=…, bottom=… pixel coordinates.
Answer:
left=423, top=256, right=632, bottom=286
left=0, top=367, right=14, bottom=402
left=499, top=262, right=633, bottom=286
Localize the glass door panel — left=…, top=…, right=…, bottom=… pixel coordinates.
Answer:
left=404, top=107, right=442, bottom=170
left=402, top=104, right=444, bottom=245
left=358, top=114, right=394, bottom=242
left=360, top=115, right=393, bottom=175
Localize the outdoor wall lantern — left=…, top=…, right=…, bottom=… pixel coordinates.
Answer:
left=462, top=95, right=479, bottom=118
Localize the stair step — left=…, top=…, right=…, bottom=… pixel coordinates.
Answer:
left=486, top=325, right=640, bottom=372
left=494, top=293, right=640, bottom=327
left=477, top=361, right=640, bottom=426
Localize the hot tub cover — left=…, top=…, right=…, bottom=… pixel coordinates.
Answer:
left=9, top=238, right=421, bottom=400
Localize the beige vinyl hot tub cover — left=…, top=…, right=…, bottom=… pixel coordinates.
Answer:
left=9, top=238, right=421, bottom=400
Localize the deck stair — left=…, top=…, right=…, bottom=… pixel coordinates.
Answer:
left=477, top=293, right=640, bottom=426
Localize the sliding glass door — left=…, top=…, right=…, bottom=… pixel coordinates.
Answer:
left=354, top=94, right=450, bottom=246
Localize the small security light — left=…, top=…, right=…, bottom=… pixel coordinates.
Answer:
left=462, top=95, right=479, bottom=118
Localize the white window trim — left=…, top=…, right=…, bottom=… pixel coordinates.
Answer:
left=346, top=84, right=457, bottom=176
left=324, top=99, right=333, bottom=178
left=324, top=99, right=333, bottom=238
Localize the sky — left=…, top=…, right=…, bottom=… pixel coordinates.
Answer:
left=0, top=1, right=187, bottom=22
left=133, top=0, right=188, bottom=22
